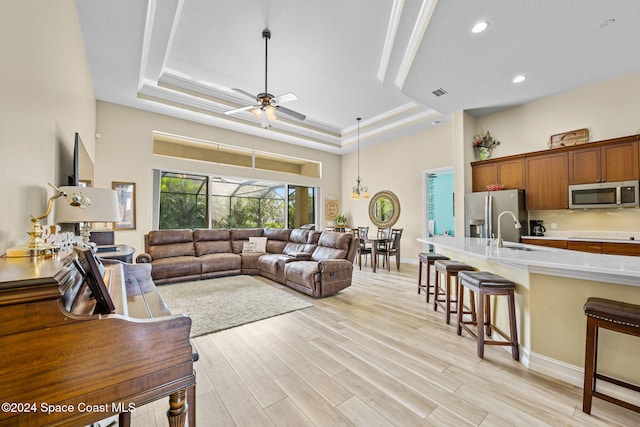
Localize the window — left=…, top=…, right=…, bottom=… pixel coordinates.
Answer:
left=288, top=186, right=316, bottom=229
left=159, top=172, right=208, bottom=229
left=157, top=172, right=316, bottom=230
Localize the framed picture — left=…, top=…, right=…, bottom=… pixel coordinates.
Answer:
left=74, top=246, right=115, bottom=314
left=325, top=198, right=339, bottom=220
left=112, top=182, right=136, bottom=230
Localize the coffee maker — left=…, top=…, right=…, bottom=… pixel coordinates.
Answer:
left=530, top=220, right=546, bottom=236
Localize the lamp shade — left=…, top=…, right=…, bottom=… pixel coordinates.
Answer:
left=54, top=186, right=121, bottom=224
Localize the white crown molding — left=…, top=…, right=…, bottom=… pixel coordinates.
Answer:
left=377, top=0, right=405, bottom=83
left=394, top=0, right=439, bottom=89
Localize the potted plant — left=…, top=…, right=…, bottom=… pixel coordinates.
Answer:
left=335, top=214, right=348, bottom=227
left=472, top=129, right=500, bottom=160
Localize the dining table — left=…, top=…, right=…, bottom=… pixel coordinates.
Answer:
left=363, top=236, right=391, bottom=273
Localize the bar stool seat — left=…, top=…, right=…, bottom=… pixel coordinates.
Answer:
left=417, top=252, right=449, bottom=302
left=457, top=271, right=519, bottom=361
left=583, top=297, right=640, bottom=415
left=433, top=260, right=474, bottom=324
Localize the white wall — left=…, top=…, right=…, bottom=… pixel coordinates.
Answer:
left=341, top=123, right=455, bottom=263
left=95, top=102, right=342, bottom=254
left=0, top=1, right=96, bottom=254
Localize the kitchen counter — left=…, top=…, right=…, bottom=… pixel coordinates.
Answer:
left=418, top=236, right=640, bottom=388
left=420, top=236, right=640, bottom=286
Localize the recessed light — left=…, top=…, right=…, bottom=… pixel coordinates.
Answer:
left=432, top=120, right=441, bottom=125
left=513, top=74, right=527, bottom=83
left=472, top=21, right=489, bottom=33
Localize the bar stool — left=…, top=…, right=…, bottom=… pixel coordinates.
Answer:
left=583, top=297, right=640, bottom=415
left=417, top=252, right=449, bottom=302
left=457, top=271, right=519, bottom=361
left=433, top=260, right=474, bottom=324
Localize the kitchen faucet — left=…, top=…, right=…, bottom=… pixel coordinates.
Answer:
left=497, top=210, right=522, bottom=248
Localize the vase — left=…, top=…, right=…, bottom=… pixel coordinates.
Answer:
left=476, top=147, right=492, bottom=161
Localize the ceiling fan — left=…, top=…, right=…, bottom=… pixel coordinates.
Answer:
left=224, top=29, right=306, bottom=128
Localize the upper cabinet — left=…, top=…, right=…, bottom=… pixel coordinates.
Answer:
left=471, top=155, right=525, bottom=192
left=471, top=134, right=640, bottom=211
left=568, top=137, right=639, bottom=184
left=525, top=151, right=569, bottom=210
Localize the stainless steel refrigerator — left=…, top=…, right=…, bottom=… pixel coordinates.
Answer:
left=464, top=189, right=527, bottom=243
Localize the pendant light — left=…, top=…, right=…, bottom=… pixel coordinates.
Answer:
left=351, top=117, right=369, bottom=199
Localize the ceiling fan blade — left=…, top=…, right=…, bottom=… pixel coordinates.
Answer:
left=225, top=105, right=260, bottom=115
left=272, top=92, right=297, bottom=104
left=232, top=88, right=258, bottom=101
left=278, top=106, right=306, bottom=121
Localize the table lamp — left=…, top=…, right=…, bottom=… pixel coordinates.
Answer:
left=54, top=186, right=121, bottom=245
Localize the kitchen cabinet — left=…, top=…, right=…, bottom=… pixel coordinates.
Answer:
left=525, top=151, right=568, bottom=210
left=568, top=138, right=638, bottom=184
left=523, top=238, right=640, bottom=257
left=521, top=238, right=567, bottom=249
left=471, top=155, right=525, bottom=192
left=567, top=240, right=602, bottom=253
left=601, top=242, right=640, bottom=257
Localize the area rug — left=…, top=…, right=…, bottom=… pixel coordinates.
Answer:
left=158, top=275, right=312, bottom=337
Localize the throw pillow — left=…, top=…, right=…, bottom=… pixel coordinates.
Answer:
left=242, top=241, right=257, bottom=253
left=249, top=236, right=267, bottom=253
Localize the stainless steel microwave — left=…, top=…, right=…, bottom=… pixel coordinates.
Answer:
left=569, top=180, right=639, bottom=209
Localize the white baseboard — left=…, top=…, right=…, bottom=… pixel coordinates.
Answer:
left=527, top=349, right=640, bottom=407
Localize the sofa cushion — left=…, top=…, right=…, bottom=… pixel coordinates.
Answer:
left=312, top=232, right=352, bottom=261
left=194, top=229, right=233, bottom=256
left=148, top=229, right=194, bottom=246
left=230, top=228, right=264, bottom=253
left=240, top=251, right=263, bottom=274
left=263, top=228, right=290, bottom=254
left=150, top=256, right=201, bottom=281
left=283, top=261, right=318, bottom=292
left=263, top=228, right=292, bottom=241
left=257, top=253, right=288, bottom=281
left=200, top=253, right=241, bottom=273
left=147, top=229, right=195, bottom=260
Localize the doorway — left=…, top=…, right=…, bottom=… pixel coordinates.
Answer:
left=423, top=167, right=454, bottom=238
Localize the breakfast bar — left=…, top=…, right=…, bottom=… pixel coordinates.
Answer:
left=419, top=236, right=640, bottom=395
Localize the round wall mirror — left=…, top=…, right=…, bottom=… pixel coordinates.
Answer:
left=369, top=190, right=400, bottom=228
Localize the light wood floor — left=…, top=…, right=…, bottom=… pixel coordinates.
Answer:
left=132, top=263, right=639, bottom=426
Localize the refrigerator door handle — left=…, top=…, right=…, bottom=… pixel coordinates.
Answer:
left=485, top=193, right=493, bottom=239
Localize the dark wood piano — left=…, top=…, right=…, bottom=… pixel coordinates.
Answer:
left=0, top=248, right=196, bottom=427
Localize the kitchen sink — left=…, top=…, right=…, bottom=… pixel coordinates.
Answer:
left=501, top=244, right=539, bottom=251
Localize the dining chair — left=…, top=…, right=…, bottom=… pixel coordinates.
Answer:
left=375, top=227, right=391, bottom=253
left=356, top=227, right=371, bottom=270
left=378, top=228, right=403, bottom=271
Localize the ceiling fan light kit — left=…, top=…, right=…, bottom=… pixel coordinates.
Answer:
left=225, top=29, right=306, bottom=128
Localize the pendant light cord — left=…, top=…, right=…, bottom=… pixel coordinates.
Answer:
left=357, top=117, right=362, bottom=181
left=264, top=30, right=269, bottom=95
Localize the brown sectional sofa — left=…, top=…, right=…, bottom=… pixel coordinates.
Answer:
left=135, top=228, right=358, bottom=297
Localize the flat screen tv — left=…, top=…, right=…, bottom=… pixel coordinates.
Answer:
left=68, top=132, right=80, bottom=186
left=68, top=132, right=94, bottom=187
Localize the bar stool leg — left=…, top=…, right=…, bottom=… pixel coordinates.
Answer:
left=445, top=274, right=452, bottom=324
left=508, top=292, right=519, bottom=360
left=477, top=290, right=485, bottom=358
left=457, top=281, right=465, bottom=335
left=425, top=262, right=432, bottom=303
left=433, top=269, right=440, bottom=312
left=418, top=259, right=423, bottom=295
left=583, top=316, right=597, bottom=414
left=485, top=295, right=492, bottom=337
